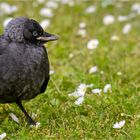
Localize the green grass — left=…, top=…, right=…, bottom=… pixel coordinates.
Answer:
left=1, top=0, right=140, bottom=139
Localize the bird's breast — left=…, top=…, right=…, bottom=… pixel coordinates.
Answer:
left=0, top=43, right=50, bottom=101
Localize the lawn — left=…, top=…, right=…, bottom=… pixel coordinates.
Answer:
left=0, top=0, right=140, bottom=139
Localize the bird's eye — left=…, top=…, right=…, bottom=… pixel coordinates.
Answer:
left=32, top=31, right=38, bottom=36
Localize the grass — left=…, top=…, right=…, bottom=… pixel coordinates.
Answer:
left=0, top=0, right=140, bottom=139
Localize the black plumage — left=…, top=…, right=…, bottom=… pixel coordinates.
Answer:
left=0, top=17, right=58, bottom=125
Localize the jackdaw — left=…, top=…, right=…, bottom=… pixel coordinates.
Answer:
left=0, top=17, right=58, bottom=125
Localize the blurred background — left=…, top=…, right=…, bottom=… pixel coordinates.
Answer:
left=1, top=0, right=140, bottom=139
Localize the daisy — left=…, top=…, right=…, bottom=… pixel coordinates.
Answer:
left=103, top=84, right=111, bottom=93
left=85, top=5, right=96, bottom=14
left=69, top=84, right=88, bottom=97
left=40, top=8, right=53, bottom=18
left=113, top=120, right=125, bottom=129
left=111, top=35, right=120, bottom=41
left=40, top=19, right=50, bottom=29
left=3, top=17, right=13, bottom=27
left=89, top=66, right=98, bottom=74
left=0, top=133, right=6, bottom=140
left=46, top=1, right=58, bottom=9
left=87, top=39, right=99, bottom=50
left=122, top=23, right=132, bottom=34
left=9, top=113, right=19, bottom=123
left=74, top=96, right=84, bottom=105
left=103, top=15, right=115, bottom=25
left=92, top=88, right=102, bottom=95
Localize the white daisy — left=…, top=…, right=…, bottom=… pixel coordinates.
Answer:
left=113, top=120, right=125, bottom=129
left=74, top=96, right=84, bottom=105
left=117, top=71, right=122, bottom=76
left=40, top=19, right=50, bottom=29
left=92, top=88, right=102, bottom=94
left=0, top=2, right=18, bottom=14
left=103, top=84, right=111, bottom=93
left=49, top=70, right=55, bottom=75
left=46, top=1, right=58, bottom=9
left=87, top=39, right=99, bottom=50
left=9, top=113, right=19, bottom=123
left=0, top=133, right=6, bottom=140
left=69, top=53, right=74, bottom=58
left=103, top=15, right=115, bottom=25
left=118, top=15, right=129, bottom=22
left=68, top=84, right=87, bottom=97
left=40, top=8, right=53, bottom=17
left=79, top=22, right=86, bottom=29
left=89, top=66, right=98, bottom=74
left=3, top=17, right=13, bottom=27
left=85, top=5, right=96, bottom=14
left=122, top=23, right=132, bottom=34
left=69, top=83, right=93, bottom=98
left=111, top=35, right=120, bottom=41
left=36, top=0, right=45, bottom=4
left=60, top=0, right=74, bottom=6
left=131, top=3, right=140, bottom=12
left=77, top=29, right=86, bottom=38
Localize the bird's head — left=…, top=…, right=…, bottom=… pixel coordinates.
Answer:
left=4, top=17, right=58, bottom=44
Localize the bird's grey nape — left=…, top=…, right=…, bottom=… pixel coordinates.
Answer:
left=4, top=17, right=28, bottom=42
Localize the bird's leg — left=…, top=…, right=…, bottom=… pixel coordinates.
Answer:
left=15, top=100, right=36, bottom=125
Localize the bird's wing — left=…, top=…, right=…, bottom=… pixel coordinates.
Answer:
left=0, top=35, right=9, bottom=55
left=40, top=75, right=50, bottom=93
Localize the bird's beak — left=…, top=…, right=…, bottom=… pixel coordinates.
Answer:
left=37, top=32, right=59, bottom=42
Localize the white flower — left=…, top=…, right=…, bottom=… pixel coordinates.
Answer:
left=103, top=84, right=111, bottom=93
left=118, top=15, right=129, bottom=22
left=69, top=83, right=93, bottom=98
left=35, top=122, right=41, bottom=128
left=85, top=5, right=96, bottom=14
left=30, top=122, right=41, bottom=129
left=131, top=3, right=140, bottom=12
left=0, top=133, right=6, bottom=140
left=113, top=120, right=125, bottom=129
left=9, top=113, right=19, bottom=123
left=0, top=2, right=18, bottom=14
left=40, top=19, right=50, bottom=29
left=103, top=15, right=115, bottom=25
left=74, top=96, right=84, bottom=105
left=77, top=29, right=86, bottom=38
left=36, top=0, right=45, bottom=3
left=60, top=0, right=74, bottom=6
left=111, top=35, right=120, bottom=41
left=69, top=53, right=74, bottom=58
left=89, top=66, right=98, bottom=74
left=40, top=8, right=53, bottom=17
left=46, top=1, right=58, bottom=9
left=3, top=17, right=13, bottom=27
left=69, top=84, right=93, bottom=105
left=86, top=84, right=94, bottom=88
left=31, top=113, right=37, bottom=119
left=122, top=23, right=132, bottom=34
left=87, top=39, right=99, bottom=50
left=79, top=22, right=86, bottom=29
left=92, top=88, right=102, bottom=94
left=68, top=84, right=87, bottom=97
left=117, top=71, right=122, bottom=76
left=49, top=70, right=55, bottom=75
left=100, top=71, right=104, bottom=75
left=101, top=0, right=115, bottom=8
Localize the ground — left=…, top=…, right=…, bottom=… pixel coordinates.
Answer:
left=0, top=0, right=140, bottom=139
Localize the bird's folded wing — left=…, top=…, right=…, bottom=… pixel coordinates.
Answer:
left=0, top=35, right=9, bottom=55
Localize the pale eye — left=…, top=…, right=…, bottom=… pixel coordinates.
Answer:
left=32, top=31, right=38, bottom=36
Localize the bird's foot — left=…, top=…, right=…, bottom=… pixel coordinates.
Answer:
left=27, top=118, right=36, bottom=126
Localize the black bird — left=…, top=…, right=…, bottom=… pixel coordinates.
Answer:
left=0, top=17, right=58, bottom=125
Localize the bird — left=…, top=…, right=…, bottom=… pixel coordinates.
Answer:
left=0, top=17, right=58, bottom=125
